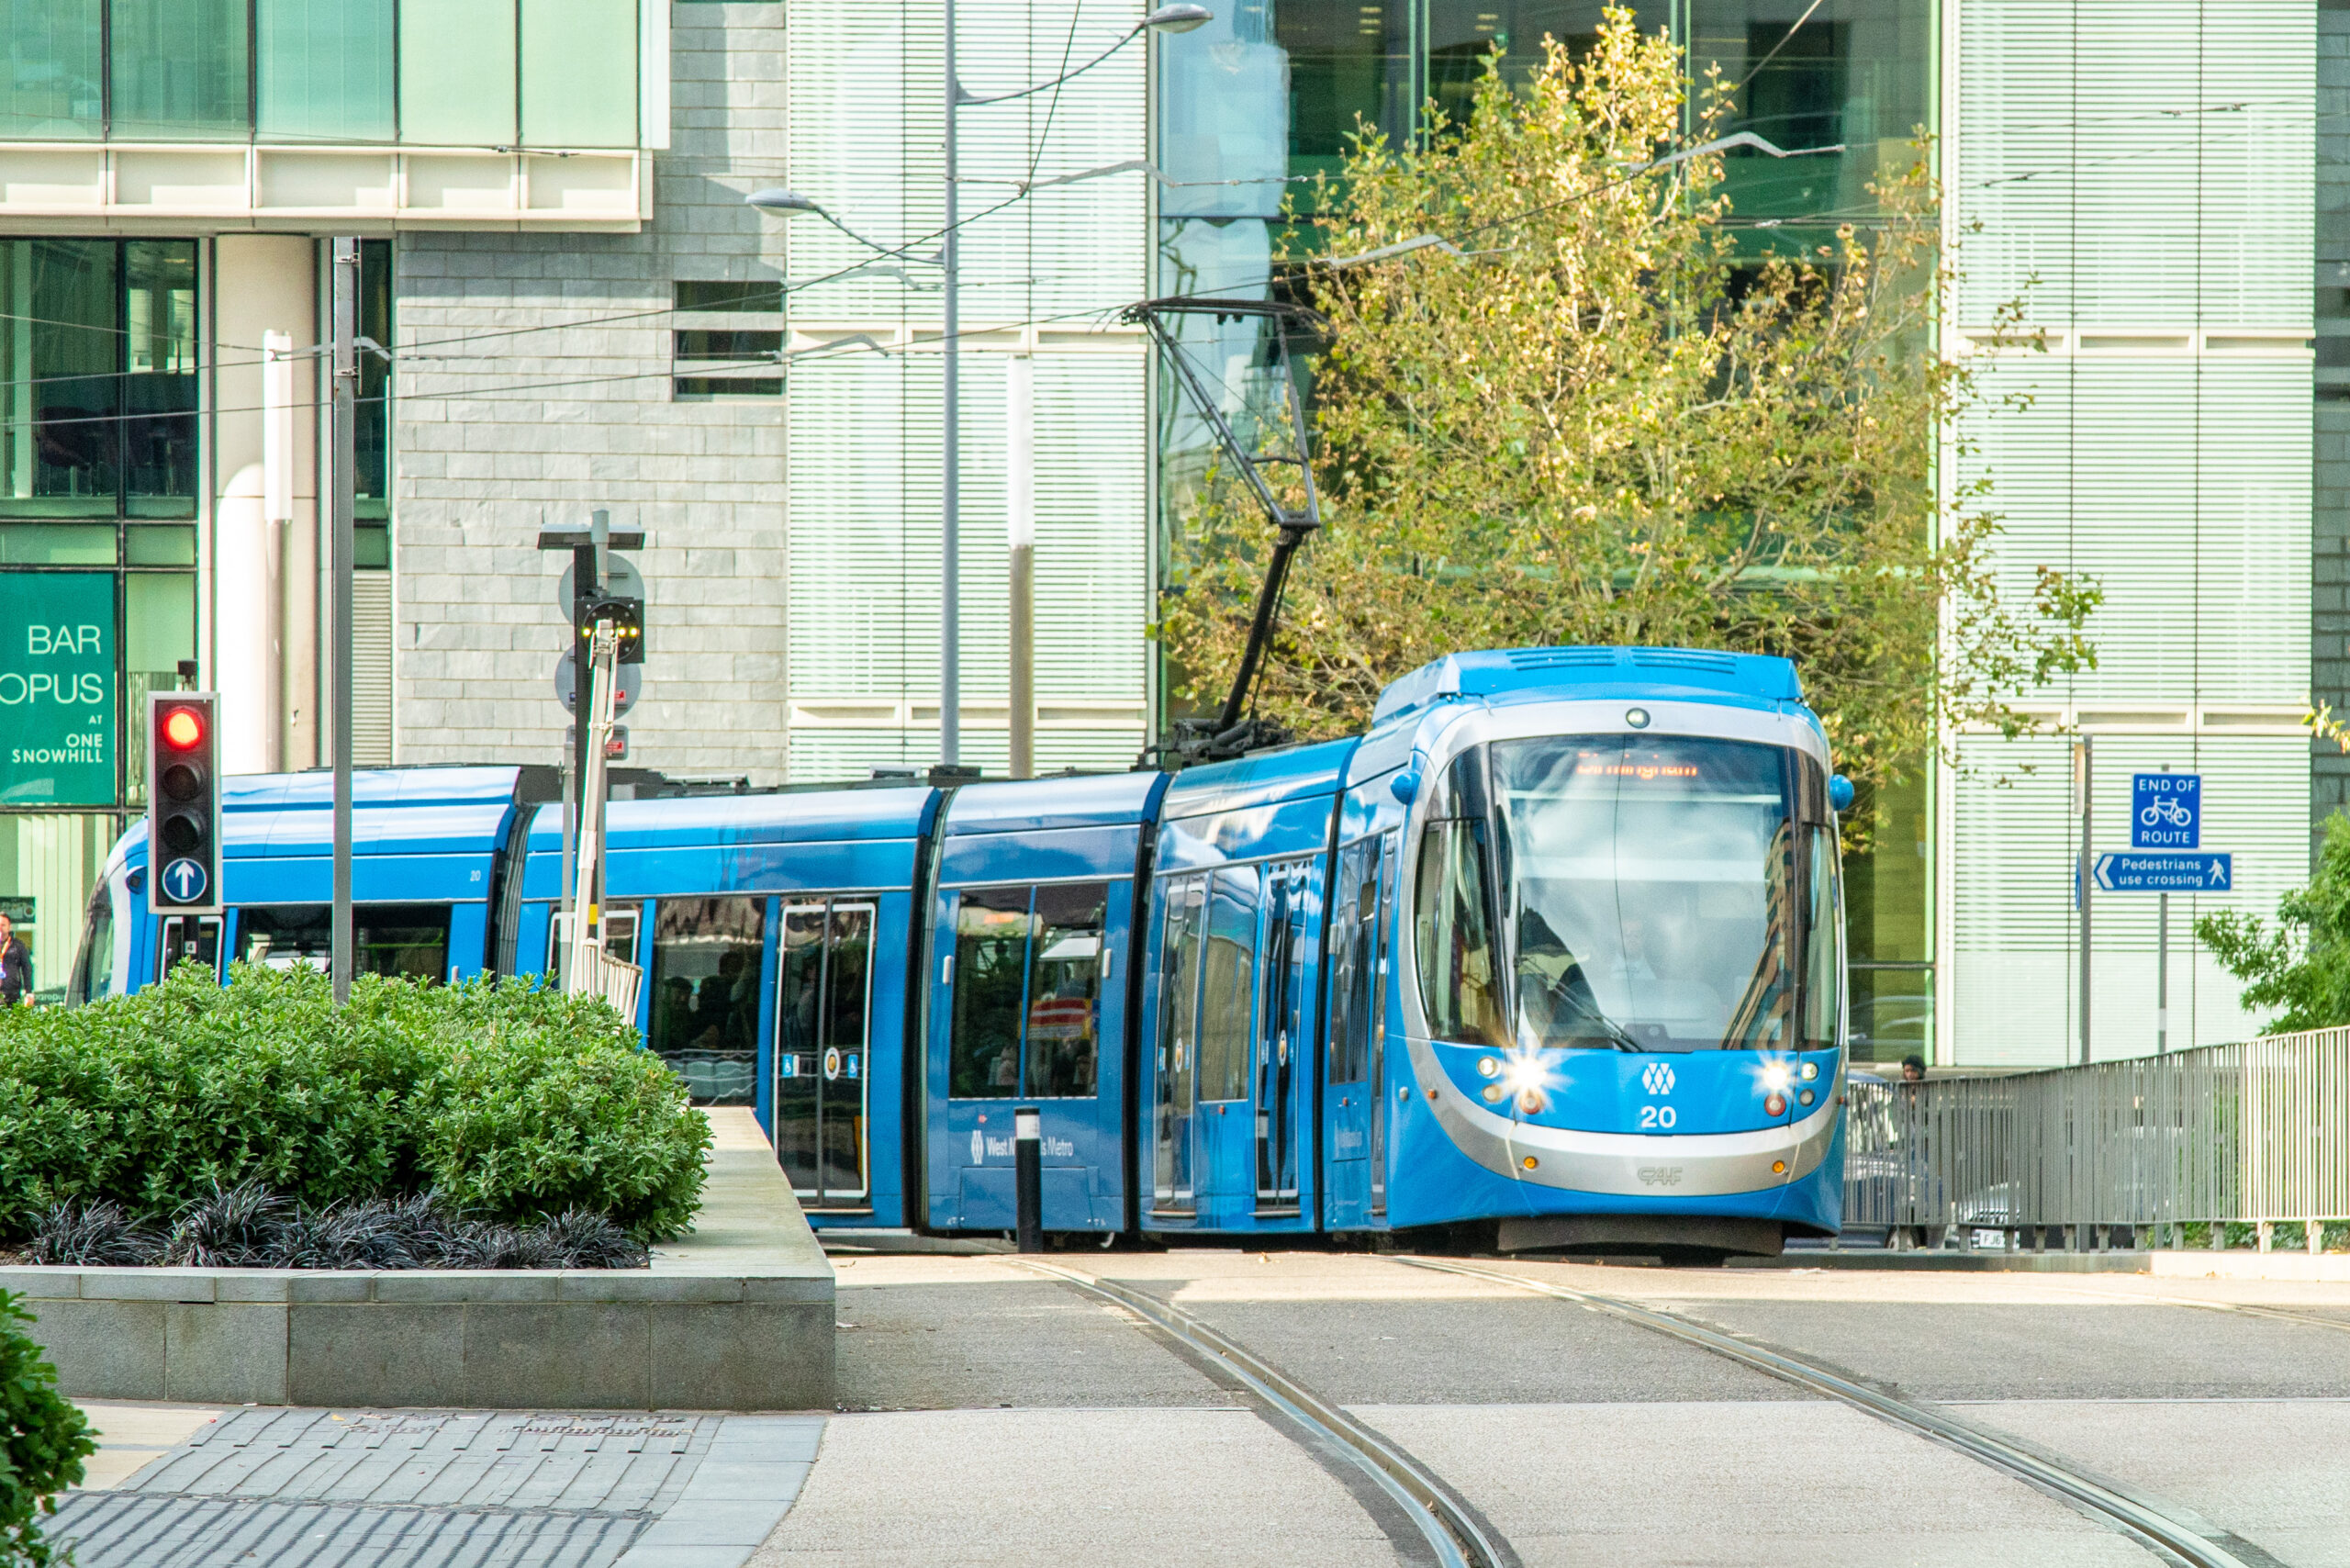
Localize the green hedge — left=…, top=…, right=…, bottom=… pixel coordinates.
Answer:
left=0, top=964, right=711, bottom=1241
left=0, top=1292, right=93, bottom=1568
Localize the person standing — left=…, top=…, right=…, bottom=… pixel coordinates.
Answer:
left=0, top=912, right=30, bottom=1007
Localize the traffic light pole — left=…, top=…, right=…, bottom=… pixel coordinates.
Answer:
left=568, top=618, right=621, bottom=998
left=330, top=238, right=359, bottom=1006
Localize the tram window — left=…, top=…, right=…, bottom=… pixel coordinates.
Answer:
left=549, top=905, right=642, bottom=975
left=237, top=904, right=451, bottom=981
left=1328, top=842, right=1376, bottom=1082
left=1414, top=820, right=1500, bottom=1046
left=1158, top=879, right=1205, bottom=1107
left=1802, top=825, right=1842, bottom=1049
left=950, top=887, right=1032, bottom=1098
left=1024, top=883, right=1105, bottom=1098
left=1197, top=868, right=1259, bottom=1103
left=68, top=879, right=115, bottom=1003
left=645, top=897, right=763, bottom=1104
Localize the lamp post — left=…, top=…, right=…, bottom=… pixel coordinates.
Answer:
left=750, top=3, right=1210, bottom=771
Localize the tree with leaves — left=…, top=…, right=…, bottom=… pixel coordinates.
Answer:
left=2198, top=812, right=2350, bottom=1036
left=1158, top=8, right=2096, bottom=799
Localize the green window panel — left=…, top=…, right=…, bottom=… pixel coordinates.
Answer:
left=0, top=524, right=113, bottom=565
left=108, top=0, right=250, bottom=140
left=0, top=0, right=104, bottom=139
left=520, top=0, right=636, bottom=149
left=259, top=0, right=395, bottom=143
left=124, top=525, right=195, bottom=566
left=398, top=0, right=516, bottom=146
left=356, top=239, right=392, bottom=508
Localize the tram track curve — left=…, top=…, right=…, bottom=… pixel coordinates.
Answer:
left=1398, top=1255, right=2268, bottom=1568
left=1007, top=1257, right=1512, bottom=1568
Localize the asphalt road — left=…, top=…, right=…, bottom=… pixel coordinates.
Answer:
left=749, top=1250, right=2350, bottom=1567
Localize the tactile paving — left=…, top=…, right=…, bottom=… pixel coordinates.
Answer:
left=50, top=1409, right=725, bottom=1568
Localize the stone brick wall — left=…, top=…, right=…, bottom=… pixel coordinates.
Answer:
left=392, top=5, right=793, bottom=783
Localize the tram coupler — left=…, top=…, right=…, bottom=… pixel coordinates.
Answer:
left=1015, top=1105, right=1044, bottom=1253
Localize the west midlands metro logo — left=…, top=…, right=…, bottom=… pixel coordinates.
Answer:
left=1640, top=1062, right=1675, bottom=1095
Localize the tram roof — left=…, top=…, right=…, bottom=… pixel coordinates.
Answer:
left=1371, top=646, right=1805, bottom=724
left=942, top=771, right=1167, bottom=835
left=1158, top=735, right=1360, bottom=823
left=525, top=784, right=940, bottom=853
left=186, top=765, right=534, bottom=861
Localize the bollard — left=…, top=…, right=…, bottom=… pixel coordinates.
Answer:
left=1015, top=1104, right=1043, bottom=1253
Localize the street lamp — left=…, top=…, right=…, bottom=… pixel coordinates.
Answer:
left=750, top=3, right=1213, bottom=771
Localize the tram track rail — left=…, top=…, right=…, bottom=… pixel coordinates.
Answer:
left=1398, top=1256, right=2268, bottom=1568
left=1007, top=1258, right=1511, bottom=1568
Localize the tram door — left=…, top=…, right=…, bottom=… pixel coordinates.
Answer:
left=1152, top=877, right=1207, bottom=1215
left=1326, top=840, right=1378, bottom=1224
left=1255, top=864, right=1307, bottom=1213
left=775, top=902, right=874, bottom=1208
left=1370, top=832, right=1396, bottom=1217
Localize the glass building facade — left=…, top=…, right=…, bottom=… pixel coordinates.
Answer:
left=0, top=0, right=641, bottom=147
left=0, top=236, right=394, bottom=1001
left=1152, top=0, right=1934, bottom=1059
left=0, top=238, right=199, bottom=998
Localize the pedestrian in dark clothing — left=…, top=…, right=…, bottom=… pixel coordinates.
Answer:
left=0, top=913, right=29, bottom=1007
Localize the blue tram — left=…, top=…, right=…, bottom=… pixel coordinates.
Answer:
left=68, top=646, right=1851, bottom=1256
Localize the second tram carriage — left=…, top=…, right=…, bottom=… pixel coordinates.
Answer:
left=70, top=645, right=1852, bottom=1255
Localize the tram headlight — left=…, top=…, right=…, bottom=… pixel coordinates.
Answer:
left=1476, top=1056, right=1500, bottom=1079
left=1482, top=1083, right=1506, bottom=1103
left=1761, top=1060, right=1793, bottom=1094
left=1501, top=1051, right=1549, bottom=1096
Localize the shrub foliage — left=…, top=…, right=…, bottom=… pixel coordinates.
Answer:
left=0, top=1292, right=93, bottom=1568
left=28, top=1183, right=650, bottom=1271
left=0, top=964, right=711, bottom=1241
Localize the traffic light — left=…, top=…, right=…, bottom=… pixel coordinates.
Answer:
left=577, top=595, right=645, bottom=665
left=148, top=692, right=221, bottom=915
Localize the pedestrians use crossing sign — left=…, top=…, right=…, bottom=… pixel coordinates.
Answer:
left=2094, top=852, right=2231, bottom=892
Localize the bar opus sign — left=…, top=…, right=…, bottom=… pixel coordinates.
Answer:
left=0, top=573, right=115, bottom=806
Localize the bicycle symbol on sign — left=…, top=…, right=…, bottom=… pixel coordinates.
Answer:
left=2140, top=799, right=2193, bottom=828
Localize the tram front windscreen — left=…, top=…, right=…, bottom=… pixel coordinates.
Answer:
left=1492, top=734, right=1803, bottom=1052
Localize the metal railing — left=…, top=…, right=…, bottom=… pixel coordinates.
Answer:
left=1842, top=1026, right=2350, bottom=1249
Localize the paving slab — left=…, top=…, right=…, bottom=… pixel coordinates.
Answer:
left=1356, top=1401, right=2149, bottom=1568
left=749, top=1407, right=1403, bottom=1567
left=1961, top=1398, right=2350, bottom=1568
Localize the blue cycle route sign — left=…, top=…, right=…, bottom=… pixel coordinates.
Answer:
left=2094, top=852, right=2231, bottom=892
left=2132, top=772, right=2199, bottom=848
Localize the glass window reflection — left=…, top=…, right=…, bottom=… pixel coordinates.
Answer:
left=0, top=241, right=117, bottom=518
left=108, top=0, right=251, bottom=140
left=0, top=1, right=104, bottom=138
left=647, top=895, right=765, bottom=1105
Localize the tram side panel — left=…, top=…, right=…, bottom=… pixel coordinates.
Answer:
left=923, top=776, right=1166, bottom=1237
left=1139, top=739, right=1358, bottom=1238
left=527, top=797, right=935, bottom=1232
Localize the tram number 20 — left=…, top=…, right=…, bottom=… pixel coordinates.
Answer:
left=1638, top=1105, right=1678, bottom=1130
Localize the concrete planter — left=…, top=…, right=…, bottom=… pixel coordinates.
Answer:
left=6, top=1112, right=834, bottom=1411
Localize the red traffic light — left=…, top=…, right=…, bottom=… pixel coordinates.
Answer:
left=161, top=705, right=204, bottom=751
